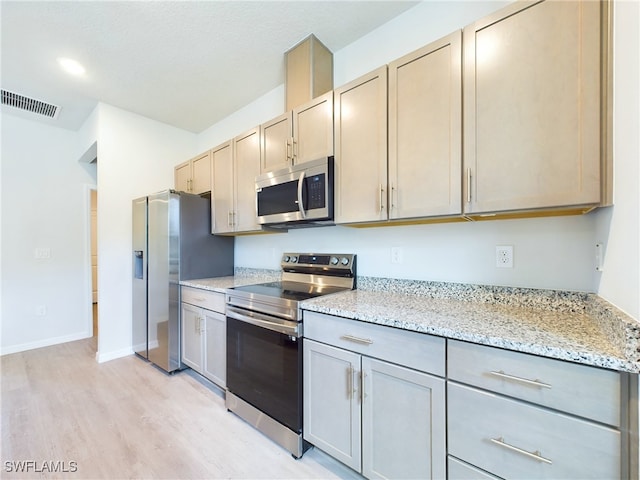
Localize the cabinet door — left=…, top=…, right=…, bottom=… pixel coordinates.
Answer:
left=203, top=309, right=226, bottom=388
left=181, top=303, right=203, bottom=372
left=362, top=357, right=446, bottom=480
left=174, top=160, right=192, bottom=193
left=293, top=91, right=333, bottom=164
left=191, top=151, right=212, bottom=194
left=448, top=383, right=620, bottom=480
left=211, top=141, right=234, bottom=234
left=388, top=31, right=462, bottom=219
left=233, top=127, right=262, bottom=233
left=260, top=112, right=292, bottom=173
left=463, top=0, right=602, bottom=214
left=303, top=339, right=361, bottom=472
left=334, top=66, right=388, bottom=224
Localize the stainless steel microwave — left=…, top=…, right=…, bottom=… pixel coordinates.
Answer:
left=256, top=156, right=334, bottom=229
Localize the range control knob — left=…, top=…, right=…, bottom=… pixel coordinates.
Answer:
left=283, top=255, right=290, bottom=262
left=340, top=257, right=350, bottom=266
left=290, top=256, right=298, bottom=263
left=330, top=256, right=339, bottom=265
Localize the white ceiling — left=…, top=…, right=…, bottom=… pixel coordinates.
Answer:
left=1, top=1, right=418, bottom=133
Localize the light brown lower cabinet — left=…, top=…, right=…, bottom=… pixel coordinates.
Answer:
left=448, top=382, right=620, bottom=479
left=303, top=312, right=446, bottom=479
left=302, top=313, right=634, bottom=480
left=447, top=339, right=629, bottom=479
left=180, top=287, right=226, bottom=389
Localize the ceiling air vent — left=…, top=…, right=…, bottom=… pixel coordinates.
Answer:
left=1, top=89, right=60, bottom=119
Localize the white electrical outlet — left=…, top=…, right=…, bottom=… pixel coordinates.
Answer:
left=35, top=247, right=51, bottom=259
left=496, top=245, right=513, bottom=268
left=35, top=305, right=47, bottom=316
left=391, top=247, right=403, bottom=264
left=595, top=243, right=604, bottom=271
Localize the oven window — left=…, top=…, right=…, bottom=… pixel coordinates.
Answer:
left=226, top=317, right=302, bottom=432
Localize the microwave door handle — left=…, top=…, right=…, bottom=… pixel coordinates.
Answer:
left=297, top=171, right=306, bottom=219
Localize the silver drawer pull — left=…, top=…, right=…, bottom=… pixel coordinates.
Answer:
left=193, top=297, right=206, bottom=302
left=490, top=437, right=553, bottom=465
left=489, top=370, right=552, bottom=389
left=340, top=334, right=373, bottom=345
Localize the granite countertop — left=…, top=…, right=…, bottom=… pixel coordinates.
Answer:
left=180, top=271, right=640, bottom=374
left=180, top=268, right=281, bottom=293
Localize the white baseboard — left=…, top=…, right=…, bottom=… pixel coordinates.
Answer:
left=0, top=331, right=91, bottom=356
left=96, top=346, right=134, bottom=363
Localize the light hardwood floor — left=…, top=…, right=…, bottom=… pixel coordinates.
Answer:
left=1, top=338, right=362, bottom=479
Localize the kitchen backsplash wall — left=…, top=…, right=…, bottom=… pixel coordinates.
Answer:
left=236, top=214, right=601, bottom=293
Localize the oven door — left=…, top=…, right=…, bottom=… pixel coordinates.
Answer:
left=226, top=306, right=302, bottom=433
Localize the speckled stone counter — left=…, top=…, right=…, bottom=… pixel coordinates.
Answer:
left=180, top=271, right=639, bottom=373
left=180, top=268, right=280, bottom=293
left=301, top=277, right=640, bottom=374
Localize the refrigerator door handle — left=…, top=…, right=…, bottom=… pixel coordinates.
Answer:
left=134, top=251, right=144, bottom=279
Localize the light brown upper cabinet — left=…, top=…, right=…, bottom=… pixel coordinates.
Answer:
left=285, top=34, right=333, bottom=111
left=211, top=141, right=234, bottom=234
left=334, top=66, right=388, bottom=224
left=175, top=160, right=192, bottom=193
left=211, top=128, right=262, bottom=235
left=174, top=151, right=212, bottom=194
left=388, top=31, right=462, bottom=220
left=463, top=0, right=609, bottom=216
left=260, top=91, right=334, bottom=173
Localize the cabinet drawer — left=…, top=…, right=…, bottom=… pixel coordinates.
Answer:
left=448, top=383, right=620, bottom=479
left=447, top=340, right=621, bottom=426
left=448, top=457, right=499, bottom=480
left=181, top=286, right=225, bottom=313
left=303, top=311, right=445, bottom=376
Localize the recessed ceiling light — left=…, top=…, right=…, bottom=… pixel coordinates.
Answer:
left=57, top=57, right=86, bottom=76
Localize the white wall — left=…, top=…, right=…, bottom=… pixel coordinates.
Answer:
left=236, top=215, right=598, bottom=291
left=333, top=1, right=509, bottom=86
left=2, top=0, right=636, bottom=361
left=196, top=85, right=284, bottom=153
left=94, top=103, right=195, bottom=362
left=595, top=0, right=640, bottom=321
left=229, top=0, right=609, bottom=294
left=1, top=115, right=96, bottom=354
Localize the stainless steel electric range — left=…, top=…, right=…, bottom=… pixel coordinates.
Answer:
left=225, top=253, right=356, bottom=458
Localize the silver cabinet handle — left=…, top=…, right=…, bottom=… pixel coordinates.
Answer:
left=379, top=184, right=385, bottom=212
left=362, top=371, right=367, bottom=401
left=227, top=211, right=233, bottom=227
left=297, top=172, right=306, bottom=218
left=286, top=139, right=292, bottom=164
left=340, top=334, right=373, bottom=345
left=391, top=184, right=396, bottom=210
left=293, top=139, right=298, bottom=162
left=489, top=370, right=552, bottom=389
left=490, top=437, right=553, bottom=465
left=466, top=168, right=471, bottom=203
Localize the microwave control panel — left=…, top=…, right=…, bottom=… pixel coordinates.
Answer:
left=306, top=174, right=325, bottom=209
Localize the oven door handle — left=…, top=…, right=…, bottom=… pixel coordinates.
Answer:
left=227, top=306, right=300, bottom=337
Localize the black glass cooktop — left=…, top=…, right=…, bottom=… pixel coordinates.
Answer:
left=231, top=281, right=347, bottom=302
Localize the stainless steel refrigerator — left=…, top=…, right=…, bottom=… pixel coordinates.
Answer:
left=132, top=190, right=233, bottom=373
